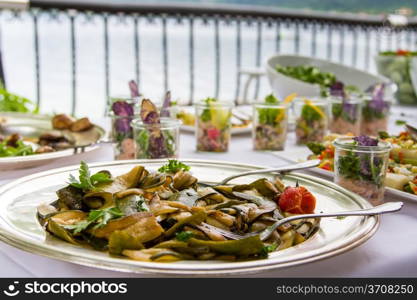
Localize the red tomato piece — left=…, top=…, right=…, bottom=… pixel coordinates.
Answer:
left=278, top=186, right=316, bottom=214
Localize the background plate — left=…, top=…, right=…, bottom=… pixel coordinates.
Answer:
left=0, top=159, right=378, bottom=275
left=0, top=112, right=105, bottom=170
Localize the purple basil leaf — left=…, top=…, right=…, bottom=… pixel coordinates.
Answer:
left=329, top=81, right=346, bottom=99
left=112, top=101, right=134, bottom=117
left=129, top=80, right=140, bottom=98
left=368, top=83, right=387, bottom=112
left=140, top=99, right=168, bottom=158
left=160, top=91, right=171, bottom=118
left=353, top=135, right=379, bottom=146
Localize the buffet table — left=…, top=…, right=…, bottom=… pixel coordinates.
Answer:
left=1, top=106, right=417, bottom=277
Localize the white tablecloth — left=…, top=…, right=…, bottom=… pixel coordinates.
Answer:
left=1, top=107, right=416, bottom=277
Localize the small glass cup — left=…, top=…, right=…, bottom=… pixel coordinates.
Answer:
left=195, top=101, right=233, bottom=152
left=294, top=98, right=328, bottom=144
left=109, top=113, right=135, bottom=160
left=334, top=137, right=391, bottom=205
left=360, top=95, right=392, bottom=136
left=329, top=96, right=361, bottom=135
left=252, top=102, right=288, bottom=151
left=132, top=118, right=181, bottom=159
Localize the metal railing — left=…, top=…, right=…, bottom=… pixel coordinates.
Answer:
left=0, top=0, right=416, bottom=117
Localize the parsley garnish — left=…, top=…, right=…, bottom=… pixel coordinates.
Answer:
left=175, top=231, right=194, bottom=242
left=260, top=243, right=278, bottom=258
left=68, top=161, right=113, bottom=192
left=64, top=207, right=124, bottom=234
left=158, top=159, right=191, bottom=173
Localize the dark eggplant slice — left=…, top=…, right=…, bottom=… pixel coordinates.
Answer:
left=56, top=185, right=85, bottom=210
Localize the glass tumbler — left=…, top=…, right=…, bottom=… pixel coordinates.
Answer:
left=252, top=102, right=288, bottom=151
left=294, top=98, right=328, bottom=144
left=132, top=118, right=181, bottom=159
left=329, top=96, right=361, bottom=135
left=360, top=96, right=391, bottom=136
left=110, top=113, right=135, bottom=160
left=334, top=137, right=391, bottom=205
left=195, top=101, right=233, bottom=152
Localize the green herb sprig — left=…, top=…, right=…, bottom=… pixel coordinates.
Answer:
left=68, top=161, right=113, bottom=192
left=260, top=243, right=278, bottom=258
left=158, top=159, right=190, bottom=173
left=64, top=207, right=124, bottom=234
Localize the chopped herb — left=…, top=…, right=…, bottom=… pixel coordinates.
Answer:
left=175, top=231, right=194, bottom=242
left=68, top=161, right=113, bottom=192
left=396, top=120, right=407, bottom=126
left=158, top=159, right=191, bottom=173
left=64, top=207, right=124, bottom=234
left=335, top=216, right=346, bottom=220
left=260, top=243, right=278, bottom=258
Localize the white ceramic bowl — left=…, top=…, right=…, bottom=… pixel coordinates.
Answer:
left=266, top=54, right=396, bottom=99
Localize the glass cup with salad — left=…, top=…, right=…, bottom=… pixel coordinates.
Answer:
left=360, top=84, right=391, bottom=136
left=329, top=96, right=361, bottom=135
left=108, top=98, right=140, bottom=160
left=132, top=118, right=181, bottom=159
left=252, top=94, right=289, bottom=151
left=195, top=98, right=233, bottom=152
left=334, top=136, right=391, bottom=205
left=294, top=98, right=328, bottom=144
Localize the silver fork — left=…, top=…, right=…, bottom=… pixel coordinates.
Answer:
left=198, top=159, right=321, bottom=187
left=199, top=201, right=403, bottom=241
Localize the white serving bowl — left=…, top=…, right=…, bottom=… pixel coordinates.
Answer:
left=266, top=54, right=396, bottom=99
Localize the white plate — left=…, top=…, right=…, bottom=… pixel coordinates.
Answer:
left=0, top=159, right=378, bottom=275
left=0, top=112, right=105, bottom=170
left=272, top=144, right=417, bottom=203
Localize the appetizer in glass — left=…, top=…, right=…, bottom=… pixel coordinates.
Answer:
left=253, top=94, right=288, bottom=151
left=195, top=98, right=233, bottom=152
left=132, top=99, right=181, bottom=159
left=334, top=136, right=391, bottom=205
left=294, top=98, right=328, bottom=144
left=109, top=100, right=138, bottom=160
left=360, top=84, right=391, bottom=136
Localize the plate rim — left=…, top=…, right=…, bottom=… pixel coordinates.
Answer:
left=0, top=159, right=379, bottom=275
